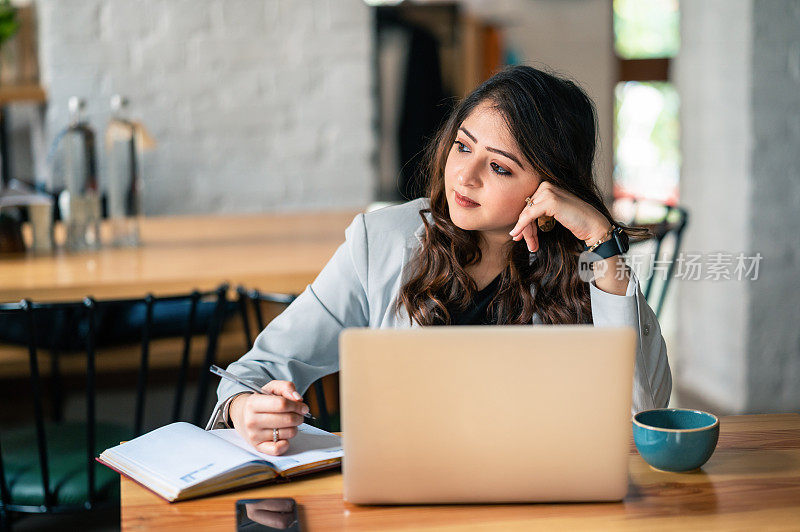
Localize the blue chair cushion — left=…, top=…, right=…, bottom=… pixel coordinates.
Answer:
left=0, top=299, right=235, bottom=350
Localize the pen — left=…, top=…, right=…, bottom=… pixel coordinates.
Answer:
left=209, top=365, right=316, bottom=421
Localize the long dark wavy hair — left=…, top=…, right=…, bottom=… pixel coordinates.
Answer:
left=396, top=65, right=648, bottom=326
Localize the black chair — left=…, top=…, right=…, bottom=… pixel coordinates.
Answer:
left=235, top=287, right=337, bottom=432
left=616, top=199, right=689, bottom=318
left=0, top=285, right=228, bottom=530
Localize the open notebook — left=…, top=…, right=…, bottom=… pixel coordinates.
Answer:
left=97, top=422, right=343, bottom=502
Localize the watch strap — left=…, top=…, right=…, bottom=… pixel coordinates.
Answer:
left=587, top=226, right=629, bottom=259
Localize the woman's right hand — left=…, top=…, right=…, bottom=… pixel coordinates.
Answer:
left=228, top=380, right=309, bottom=456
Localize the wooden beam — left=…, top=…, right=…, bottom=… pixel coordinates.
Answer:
left=618, top=58, right=670, bottom=82
left=0, top=83, right=46, bottom=105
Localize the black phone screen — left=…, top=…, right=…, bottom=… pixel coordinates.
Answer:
left=235, top=498, right=301, bottom=532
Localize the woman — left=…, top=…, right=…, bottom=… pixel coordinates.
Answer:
left=207, top=65, right=671, bottom=456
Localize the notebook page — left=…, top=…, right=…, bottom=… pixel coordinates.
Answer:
left=210, top=424, right=343, bottom=474
left=104, top=422, right=267, bottom=489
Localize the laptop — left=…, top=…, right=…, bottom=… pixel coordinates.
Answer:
left=339, top=325, right=636, bottom=504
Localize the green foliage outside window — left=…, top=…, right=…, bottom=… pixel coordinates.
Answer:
left=0, top=0, right=18, bottom=50
left=614, top=0, right=679, bottom=59
left=613, top=81, right=680, bottom=204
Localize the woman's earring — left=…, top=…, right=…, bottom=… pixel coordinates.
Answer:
left=525, top=196, right=555, bottom=232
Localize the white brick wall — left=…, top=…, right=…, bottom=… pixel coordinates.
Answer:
left=747, top=0, right=800, bottom=412
left=36, top=0, right=375, bottom=215
left=674, top=0, right=753, bottom=413
left=675, top=0, right=800, bottom=413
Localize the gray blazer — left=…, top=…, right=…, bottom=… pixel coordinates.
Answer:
left=206, top=198, right=671, bottom=429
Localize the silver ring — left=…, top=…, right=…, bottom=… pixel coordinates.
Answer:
left=273, top=428, right=279, bottom=443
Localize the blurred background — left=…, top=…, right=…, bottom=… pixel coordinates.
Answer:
left=0, top=0, right=798, bottom=529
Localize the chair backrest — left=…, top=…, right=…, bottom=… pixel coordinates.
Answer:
left=617, top=199, right=689, bottom=318
left=0, top=284, right=228, bottom=515
left=235, top=287, right=297, bottom=351
left=234, top=287, right=336, bottom=432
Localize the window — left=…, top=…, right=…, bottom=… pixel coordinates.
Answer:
left=614, top=0, right=679, bottom=59
left=612, top=0, right=680, bottom=209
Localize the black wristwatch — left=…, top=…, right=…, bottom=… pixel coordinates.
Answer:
left=584, top=225, right=630, bottom=259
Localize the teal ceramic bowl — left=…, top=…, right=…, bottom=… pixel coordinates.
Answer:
left=632, top=408, right=720, bottom=472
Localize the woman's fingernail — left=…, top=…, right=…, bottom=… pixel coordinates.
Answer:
left=302, top=405, right=310, bottom=415
left=293, top=392, right=302, bottom=401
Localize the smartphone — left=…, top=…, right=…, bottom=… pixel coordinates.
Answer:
left=235, top=498, right=301, bottom=532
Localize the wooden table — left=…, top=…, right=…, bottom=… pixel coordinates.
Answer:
left=0, top=210, right=360, bottom=302
left=121, top=414, right=800, bottom=530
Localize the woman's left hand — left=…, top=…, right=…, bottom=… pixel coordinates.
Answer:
left=508, top=181, right=611, bottom=252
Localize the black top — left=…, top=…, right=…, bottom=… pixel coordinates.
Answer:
left=446, top=274, right=502, bottom=325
